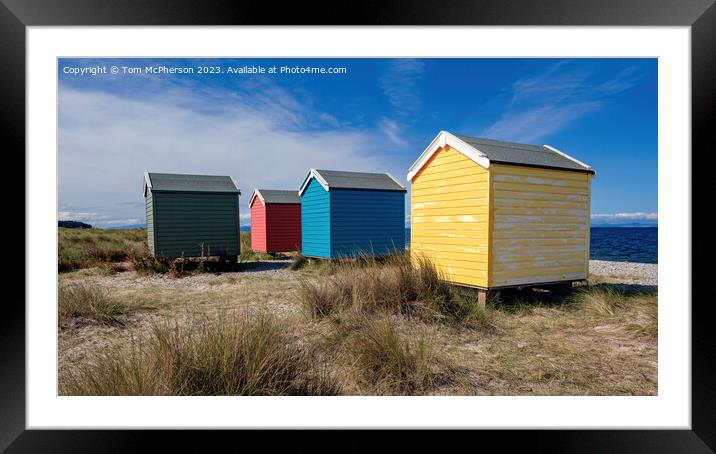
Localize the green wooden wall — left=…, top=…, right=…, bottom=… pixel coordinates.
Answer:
left=146, top=191, right=240, bottom=258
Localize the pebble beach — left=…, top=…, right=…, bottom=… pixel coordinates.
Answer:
left=589, top=259, right=658, bottom=286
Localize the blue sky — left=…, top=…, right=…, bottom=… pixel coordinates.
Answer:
left=58, top=58, right=657, bottom=228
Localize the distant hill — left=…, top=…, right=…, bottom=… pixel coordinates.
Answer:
left=58, top=220, right=92, bottom=229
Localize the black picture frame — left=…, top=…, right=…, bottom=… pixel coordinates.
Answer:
left=5, top=0, right=712, bottom=451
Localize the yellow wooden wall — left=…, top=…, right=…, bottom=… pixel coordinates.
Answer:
left=410, top=145, right=489, bottom=287
left=489, top=164, right=591, bottom=287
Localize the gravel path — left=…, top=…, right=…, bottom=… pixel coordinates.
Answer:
left=87, top=260, right=294, bottom=290
left=589, top=260, right=658, bottom=286
left=66, top=258, right=658, bottom=289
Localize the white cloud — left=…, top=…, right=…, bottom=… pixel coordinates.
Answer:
left=483, top=102, right=602, bottom=144
left=509, top=61, right=591, bottom=107
left=380, top=59, right=425, bottom=117
left=58, top=210, right=97, bottom=220
left=596, top=66, right=642, bottom=96
left=482, top=62, right=643, bottom=143
left=379, top=117, right=408, bottom=147
left=106, top=218, right=142, bottom=226
left=591, top=212, right=658, bottom=224
left=59, top=209, right=141, bottom=227
left=59, top=85, right=404, bottom=228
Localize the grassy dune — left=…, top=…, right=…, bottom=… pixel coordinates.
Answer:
left=58, top=282, right=162, bottom=327
left=58, top=227, right=146, bottom=272
left=58, top=228, right=657, bottom=396
left=59, top=228, right=279, bottom=274
left=61, top=312, right=341, bottom=396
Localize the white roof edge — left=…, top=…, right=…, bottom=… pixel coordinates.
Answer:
left=385, top=173, right=407, bottom=191
left=543, top=145, right=594, bottom=174
left=298, top=168, right=330, bottom=196
left=248, top=188, right=264, bottom=207
left=143, top=172, right=152, bottom=196
left=406, top=131, right=490, bottom=181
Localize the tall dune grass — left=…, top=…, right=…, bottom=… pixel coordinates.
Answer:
left=59, top=228, right=271, bottom=276
left=570, top=285, right=657, bottom=339
left=61, top=312, right=342, bottom=396
left=297, top=253, right=497, bottom=329
left=59, top=283, right=156, bottom=326
left=350, top=316, right=438, bottom=394
left=59, top=227, right=146, bottom=272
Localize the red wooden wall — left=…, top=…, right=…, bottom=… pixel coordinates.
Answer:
left=250, top=200, right=301, bottom=253
left=250, top=199, right=267, bottom=252
left=265, top=204, right=301, bottom=252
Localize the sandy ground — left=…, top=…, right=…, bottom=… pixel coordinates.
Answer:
left=58, top=259, right=658, bottom=395
left=58, top=260, right=300, bottom=370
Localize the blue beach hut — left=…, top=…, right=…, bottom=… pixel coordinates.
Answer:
left=298, top=169, right=407, bottom=258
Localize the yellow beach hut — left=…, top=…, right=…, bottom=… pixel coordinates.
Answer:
left=407, top=131, right=595, bottom=302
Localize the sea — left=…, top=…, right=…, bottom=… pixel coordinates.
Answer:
left=404, top=227, right=657, bottom=264
left=238, top=225, right=658, bottom=264
left=587, top=227, right=657, bottom=264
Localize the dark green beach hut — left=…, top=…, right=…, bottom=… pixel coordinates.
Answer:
left=143, top=172, right=241, bottom=260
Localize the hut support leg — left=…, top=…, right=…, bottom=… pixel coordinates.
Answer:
left=477, top=290, right=488, bottom=307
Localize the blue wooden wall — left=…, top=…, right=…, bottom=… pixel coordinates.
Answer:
left=330, top=189, right=405, bottom=258
left=300, top=178, right=331, bottom=258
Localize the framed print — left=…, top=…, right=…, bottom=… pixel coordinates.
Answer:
left=6, top=0, right=714, bottom=450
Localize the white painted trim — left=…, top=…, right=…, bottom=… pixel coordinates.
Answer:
left=143, top=172, right=152, bottom=197
left=406, top=131, right=490, bottom=181
left=248, top=188, right=264, bottom=208
left=543, top=145, right=595, bottom=176
left=298, top=168, right=330, bottom=196
left=385, top=173, right=407, bottom=191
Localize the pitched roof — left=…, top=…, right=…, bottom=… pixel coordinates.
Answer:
left=457, top=135, right=592, bottom=172
left=407, top=131, right=594, bottom=181
left=143, top=172, right=240, bottom=196
left=299, top=169, right=406, bottom=196
left=249, top=189, right=300, bottom=207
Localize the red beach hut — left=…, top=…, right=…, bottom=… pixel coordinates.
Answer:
left=249, top=189, right=302, bottom=253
